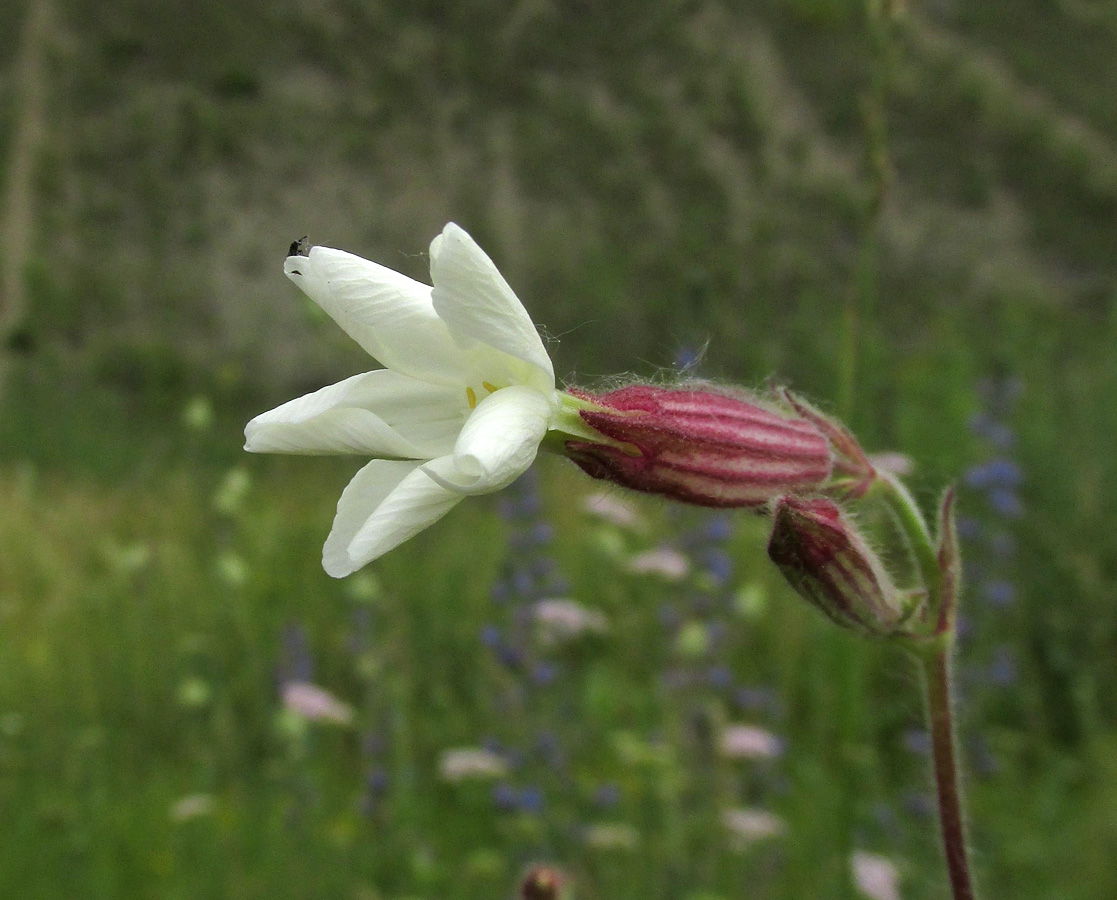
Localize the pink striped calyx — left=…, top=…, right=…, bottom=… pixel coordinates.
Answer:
left=562, top=384, right=833, bottom=508
left=767, top=495, right=911, bottom=637
left=774, top=387, right=876, bottom=498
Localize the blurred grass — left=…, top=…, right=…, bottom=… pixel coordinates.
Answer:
left=2, top=372, right=1116, bottom=898
left=3, top=0, right=1117, bottom=897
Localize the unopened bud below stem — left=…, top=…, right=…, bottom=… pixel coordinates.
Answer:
left=767, top=495, right=907, bottom=637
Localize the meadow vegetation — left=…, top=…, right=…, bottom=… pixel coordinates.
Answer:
left=2, top=0, right=1116, bottom=897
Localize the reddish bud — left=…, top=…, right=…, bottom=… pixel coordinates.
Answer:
left=565, top=385, right=832, bottom=508
left=775, top=388, right=876, bottom=497
left=767, top=495, right=905, bottom=637
left=520, top=865, right=566, bottom=900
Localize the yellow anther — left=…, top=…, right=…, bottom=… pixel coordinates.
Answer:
left=466, top=386, right=477, bottom=409
left=482, top=381, right=499, bottom=394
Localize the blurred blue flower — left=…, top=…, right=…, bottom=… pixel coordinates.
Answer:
left=493, top=782, right=519, bottom=811
left=964, top=459, right=1023, bottom=490
left=902, top=729, right=931, bottom=756
left=702, top=515, right=734, bottom=542
left=956, top=516, right=983, bottom=541
left=531, top=662, right=558, bottom=687
left=512, top=568, right=535, bottom=597
left=536, top=731, right=564, bottom=769
left=658, top=602, right=681, bottom=630
left=366, top=768, right=389, bottom=796
left=549, top=577, right=573, bottom=595
left=901, top=790, right=936, bottom=820
left=701, top=548, right=734, bottom=585
left=988, top=531, right=1016, bottom=559
left=675, top=346, right=702, bottom=370
left=969, top=734, right=998, bottom=776
left=593, top=782, right=621, bottom=808
left=519, top=784, right=545, bottom=814
left=988, top=488, right=1024, bottom=519
left=983, top=580, right=1015, bottom=607
left=706, top=665, right=733, bottom=690
left=496, top=645, right=523, bottom=669
left=734, top=685, right=779, bottom=715
left=705, top=619, right=728, bottom=646
left=281, top=622, right=314, bottom=683
left=362, top=731, right=386, bottom=757
left=988, top=646, right=1017, bottom=686
left=531, top=557, right=556, bottom=581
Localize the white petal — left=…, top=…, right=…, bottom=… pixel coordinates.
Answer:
left=323, top=459, right=463, bottom=577
left=244, top=370, right=465, bottom=457
left=422, top=386, right=554, bottom=495
left=284, top=247, right=474, bottom=386
left=429, top=223, right=554, bottom=390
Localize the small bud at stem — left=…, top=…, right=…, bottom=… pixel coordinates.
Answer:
left=767, top=495, right=905, bottom=637
left=520, top=865, right=566, bottom=900
left=775, top=387, right=877, bottom=497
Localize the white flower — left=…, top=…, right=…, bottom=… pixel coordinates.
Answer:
left=245, top=223, right=561, bottom=577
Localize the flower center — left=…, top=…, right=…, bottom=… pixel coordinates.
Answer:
left=465, top=382, right=502, bottom=410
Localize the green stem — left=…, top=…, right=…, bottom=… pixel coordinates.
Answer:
left=869, top=472, right=974, bottom=896
left=919, top=646, right=977, bottom=900
left=871, top=471, right=942, bottom=606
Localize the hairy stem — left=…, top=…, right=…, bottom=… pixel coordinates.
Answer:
left=872, top=471, right=942, bottom=605
left=920, top=647, right=977, bottom=900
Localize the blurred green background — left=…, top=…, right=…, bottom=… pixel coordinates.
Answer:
left=2, top=0, right=1116, bottom=897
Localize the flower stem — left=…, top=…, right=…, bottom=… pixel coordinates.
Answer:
left=871, top=471, right=942, bottom=605
left=919, top=646, right=977, bottom=900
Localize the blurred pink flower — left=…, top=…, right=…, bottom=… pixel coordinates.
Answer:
left=169, top=794, right=214, bottom=822
left=851, top=851, right=902, bottom=900
left=868, top=451, right=914, bottom=478
left=722, top=807, right=786, bottom=843
left=583, top=491, right=646, bottom=531
left=719, top=724, right=783, bottom=760
left=438, top=747, right=508, bottom=782
left=281, top=681, right=353, bottom=725
left=534, top=598, right=609, bottom=645
left=626, top=547, right=690, bottom=581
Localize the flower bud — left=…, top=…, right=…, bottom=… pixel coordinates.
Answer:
left=520, top=865, right=567, bottom=900
left=767, top=495, right=904, bottom=637
left=564, top=385, right=832, bottom=508
left=775, top=387, right=876, bottom=498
